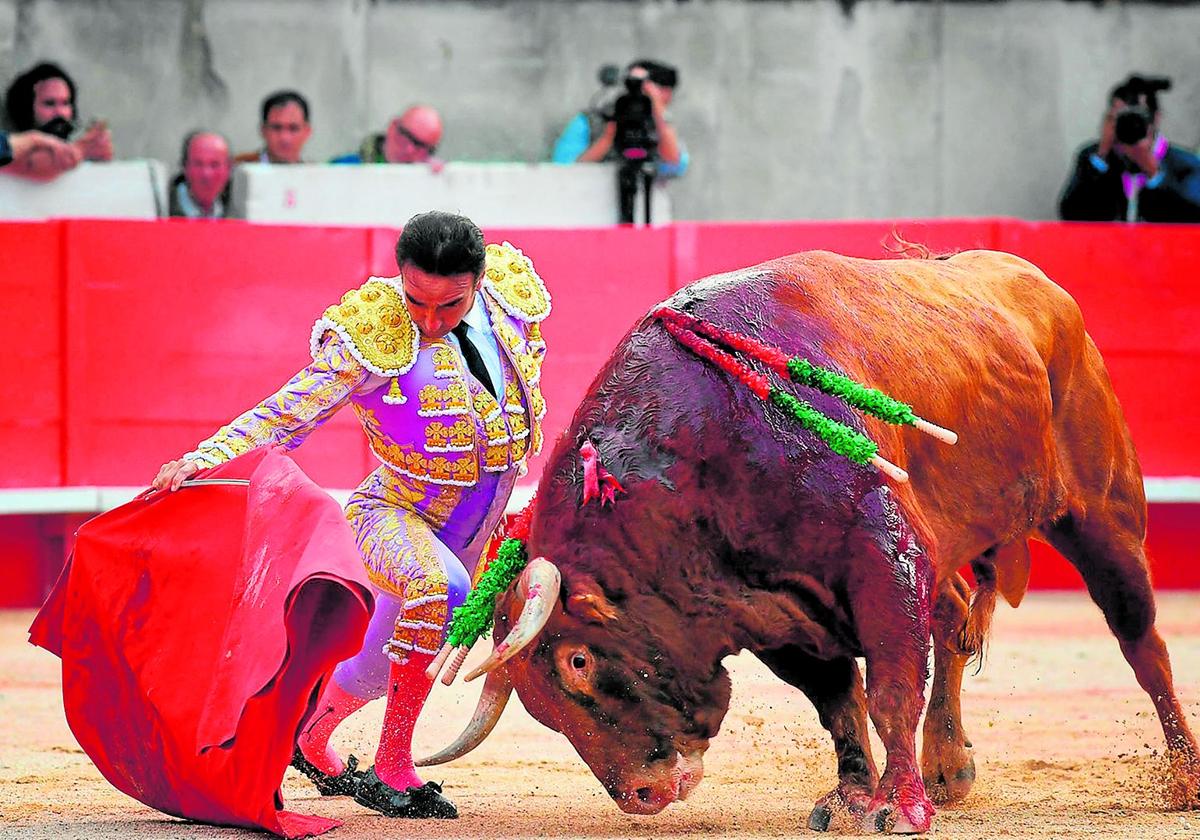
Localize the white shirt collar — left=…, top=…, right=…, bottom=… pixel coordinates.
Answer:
left=461, top=290, right=491, bottom=336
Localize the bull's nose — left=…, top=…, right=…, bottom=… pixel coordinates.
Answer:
left=613, top=781, right=677, bottom=815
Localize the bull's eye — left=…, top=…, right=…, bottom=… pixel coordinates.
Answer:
left=571, top=653, right=588, bottom=670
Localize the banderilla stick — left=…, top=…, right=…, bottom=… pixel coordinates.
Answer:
left=441, top=646, right=472, bottom=686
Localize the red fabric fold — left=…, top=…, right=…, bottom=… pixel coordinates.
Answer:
left=29, top=448, right=374, bottom=838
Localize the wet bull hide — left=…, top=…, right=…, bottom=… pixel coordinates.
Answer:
left=422, top=250, right=1200, bottom=834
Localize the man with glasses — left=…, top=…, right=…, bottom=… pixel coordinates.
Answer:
left=332, top=104, right=443, bottom=167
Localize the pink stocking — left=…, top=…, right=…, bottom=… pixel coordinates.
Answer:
left=297, top=678, right=371, bottom=776
left=374, top=652, right=436, bottom=791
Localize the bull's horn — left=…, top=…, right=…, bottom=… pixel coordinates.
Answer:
left=463, top=557, right=561, bottom=682
left=415, top=667, right=512, bottom=766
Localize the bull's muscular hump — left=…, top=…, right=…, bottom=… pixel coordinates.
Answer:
left=428, top=250, right=1199, bottom=834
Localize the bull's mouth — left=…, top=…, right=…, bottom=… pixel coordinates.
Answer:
left=611, top=749, right=706, bottom=815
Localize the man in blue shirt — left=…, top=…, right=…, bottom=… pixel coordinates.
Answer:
left=551, top=59, right=689, bottom=179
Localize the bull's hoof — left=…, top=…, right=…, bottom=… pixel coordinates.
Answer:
left=806, top=784, right=873, bottom=832
left=863, top=805, right=893, bottom=833
left=807, top=804, right=833, bottom=832
left=923, top=752, right=976, bottom=804
left=921, top=734, right=976, bottom=804
left=862, top=778, right=935, bottom=834
left=1165, top=748, right=1200, bottom=810
left=862, top=802, right=934, bottom=835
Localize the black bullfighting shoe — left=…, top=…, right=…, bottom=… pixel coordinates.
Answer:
left=353, top=768, right=458, bottom=819
left=290, top=748, right=365, bottom=797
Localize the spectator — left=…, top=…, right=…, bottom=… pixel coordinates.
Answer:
left=1059, top=74, right=1200, bottom=223
left=235, top=90, right=311, bottom=164
left=3, top=61, right=112, bottom=178
left=331, top=105, right=443, bottom=166
left=551, top=59, right=689, bottom=178
left=169, top=131, right=232, bottom=219
left=0, top=129, right=81, bottom=172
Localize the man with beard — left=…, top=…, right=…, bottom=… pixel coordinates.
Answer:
left=3, top=61, right=112, bottom=179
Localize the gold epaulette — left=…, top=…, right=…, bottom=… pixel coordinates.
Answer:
left=309, top=278, right=419, bottom=377
left=481, top=242, right=551, bottom=323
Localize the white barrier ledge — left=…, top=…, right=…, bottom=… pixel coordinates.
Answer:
left=0, top=160, right=167, bottom=220
left=231, top=162, right=671, bottom=227
left=0, top=483, right=538, bottom=516
left=0, top=480, right=1191, bottom=518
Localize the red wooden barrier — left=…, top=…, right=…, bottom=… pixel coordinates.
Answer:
left=59, top=219, right=376, bottom=489
left=1, top=222, right=64, bottom=486
left=1, top=218, right=1197, bottom=605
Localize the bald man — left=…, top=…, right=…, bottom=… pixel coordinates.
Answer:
left=169, top=131, right=232, bottom=219
left=332, top=105, right=443, bottom=166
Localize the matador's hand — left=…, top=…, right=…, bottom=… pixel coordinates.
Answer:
left=153, top=458, right=200, bottom=492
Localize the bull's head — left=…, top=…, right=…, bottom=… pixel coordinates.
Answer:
left=419, top=557, right=733, bottom=814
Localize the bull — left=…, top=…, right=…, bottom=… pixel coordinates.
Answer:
left=420, top=250, right=1200, bottom=833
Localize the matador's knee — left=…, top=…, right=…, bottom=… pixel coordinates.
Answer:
left=384, top=573, right=453, bottom=662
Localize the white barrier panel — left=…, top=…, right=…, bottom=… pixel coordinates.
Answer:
left=231, top=162, right=672, bottom=227
left=0, top=160, right=168, bottom=220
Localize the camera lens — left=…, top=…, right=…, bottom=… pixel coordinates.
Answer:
left=1114, top=110, right=1148, bottom=145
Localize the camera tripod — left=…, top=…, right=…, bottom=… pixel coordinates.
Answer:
left=618, top=158, right=657, bottom=225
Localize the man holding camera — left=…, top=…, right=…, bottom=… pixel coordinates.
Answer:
left=1059, top=74, right=1200, bottom=223
left=552, top=59, right=688, bottom=178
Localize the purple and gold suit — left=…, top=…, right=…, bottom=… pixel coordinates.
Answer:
left=183, top=243, right=549, bottom=700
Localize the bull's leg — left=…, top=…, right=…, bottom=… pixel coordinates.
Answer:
left=1042, top=337, right=1200, bottom=808
left=757, top=648, right=878, bottom=831
left=1041, top=508, right=1200, bottom=809
left=921, top=573, right=977, bottom=804
left=849, top=504, right=937, bottom=834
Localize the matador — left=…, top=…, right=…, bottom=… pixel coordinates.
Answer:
left=153, top=211, right=550, bottom=818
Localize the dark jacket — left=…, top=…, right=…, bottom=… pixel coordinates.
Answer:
left=1059, top=141, right=1200, bottom=223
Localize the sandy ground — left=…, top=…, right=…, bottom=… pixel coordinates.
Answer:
left=1, top=593, right=1198, bottom=840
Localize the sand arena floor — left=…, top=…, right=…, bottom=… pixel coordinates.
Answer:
left=1, top=593, right=1198, bottom=839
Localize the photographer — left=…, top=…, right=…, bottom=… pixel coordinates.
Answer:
left=1059, top=74, right=1200, bottom=223
left=552, top=59, right=689, bottom=178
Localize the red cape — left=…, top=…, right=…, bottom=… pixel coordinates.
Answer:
left=29, top=448, right=374, bottom=838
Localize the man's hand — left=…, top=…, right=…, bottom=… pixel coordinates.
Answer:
left=7, top=130, right=81, bottom=172
left=643, top=81, right=669, bottom=118
left=577, top=121, right=616, bottom=163
left=153, top=458, right=201, bottom=492
left=76, top=120, right=113, bottom=162
left=1119, top=135, right=1160, bottom=178
left=1098, top=103, right=1118, bottom=158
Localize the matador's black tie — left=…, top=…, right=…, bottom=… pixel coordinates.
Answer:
left=452, top=322, right=497, bottom=399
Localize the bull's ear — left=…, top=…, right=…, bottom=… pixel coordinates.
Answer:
left=566, top=584, right=619, bottom=624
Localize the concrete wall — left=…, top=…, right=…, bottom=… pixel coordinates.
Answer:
left=2, top=0, right=1198, bottom=221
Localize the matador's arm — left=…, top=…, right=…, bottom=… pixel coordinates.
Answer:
left=184, top=336, right=383, bottom=468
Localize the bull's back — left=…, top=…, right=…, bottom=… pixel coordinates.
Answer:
left=722, top=250, right=1093, bottom=566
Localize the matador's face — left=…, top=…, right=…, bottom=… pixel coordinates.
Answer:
left=400, top=263, right=479, bottom=340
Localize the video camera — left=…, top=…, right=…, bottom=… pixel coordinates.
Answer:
left=595, top=61, right=679, bottom=161
left=1111, top=75, right=1172, bottom=145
